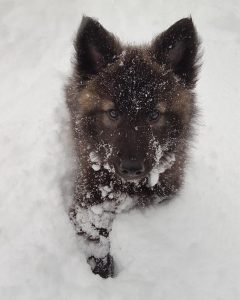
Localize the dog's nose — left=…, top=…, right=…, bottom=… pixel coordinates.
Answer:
left=120, top=160, right=145, bottom=177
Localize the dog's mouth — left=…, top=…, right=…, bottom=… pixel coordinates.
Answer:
left=113, top=162, right=150, bottom=182
left=115, top=171, right=147, bottom=182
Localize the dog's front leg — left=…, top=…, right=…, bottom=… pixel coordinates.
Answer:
left=69, top=201, right=116, bottom=278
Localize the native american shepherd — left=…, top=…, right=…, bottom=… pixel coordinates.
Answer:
left=65, top=16, right=201, bottom=278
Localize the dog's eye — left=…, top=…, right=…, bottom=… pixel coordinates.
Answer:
left=148, top=110, right=160, bottom=122
left=108, top=109, right=119, bottom=120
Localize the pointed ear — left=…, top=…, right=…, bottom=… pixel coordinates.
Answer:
left=74, top=16, right=121, bottom=79
left=151, top=18, right=200, bottom=87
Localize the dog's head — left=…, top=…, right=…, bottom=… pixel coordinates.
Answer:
left=72, top=17, right=200, bottom=181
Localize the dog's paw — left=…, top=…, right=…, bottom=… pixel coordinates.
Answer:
left=88, top=254, right=114, bottom=278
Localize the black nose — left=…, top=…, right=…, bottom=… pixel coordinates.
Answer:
left=120, top=160, right=145, bottom=177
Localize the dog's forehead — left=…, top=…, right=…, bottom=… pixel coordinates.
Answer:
left=98, top=50, right=174, bottom=113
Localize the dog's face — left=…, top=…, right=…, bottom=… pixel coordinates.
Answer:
left=74, top=17, right=200, bottom=181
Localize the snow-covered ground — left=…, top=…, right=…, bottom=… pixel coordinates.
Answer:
left=1, top=0, right=240, bottom=299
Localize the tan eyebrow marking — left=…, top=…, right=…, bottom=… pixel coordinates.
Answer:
left=79, top=89, right=114, bottom=114
left=156, top=102, right=167, bottom=113
left=170, top=90, right=192, bottom=124
left=100, top=99, right=115, bottom=111
left=79, top=90, right=98, bottom=113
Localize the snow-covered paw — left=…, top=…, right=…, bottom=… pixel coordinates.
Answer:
left=88, top=254, right=114, bottom=278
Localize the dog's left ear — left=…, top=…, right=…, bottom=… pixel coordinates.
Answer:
left=151, top=17, right=200, bottom=87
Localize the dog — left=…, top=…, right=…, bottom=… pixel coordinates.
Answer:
left=65, top=16, right=200, bottom=278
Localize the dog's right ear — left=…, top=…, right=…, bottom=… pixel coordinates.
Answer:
left=74, top=16, right=121, bottom=79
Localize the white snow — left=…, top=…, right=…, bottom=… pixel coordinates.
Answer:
left=1, top=0, right=240, bottom=299
left=148, top=152, right=176, bottom=187
left=98, top=185, right=112, bottom=198
left=148, top=140, right=163, bottom=187
left=89, top=151, right=101, bottom=171
left=148, top=139, right=176, bottom=187
left=148, top=169, right=160, bottom=187
left=92, top=164, right=101, bottom=171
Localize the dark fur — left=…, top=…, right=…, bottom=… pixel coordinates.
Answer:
left=65, top=16, right=200, bottom=278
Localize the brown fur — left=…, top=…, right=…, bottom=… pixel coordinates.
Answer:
left=65, top=16, right=201, bottom=278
